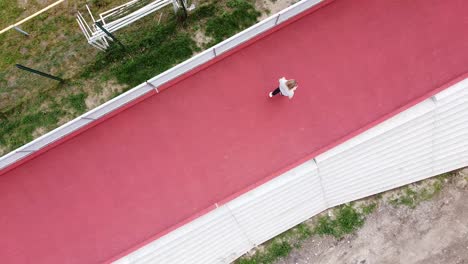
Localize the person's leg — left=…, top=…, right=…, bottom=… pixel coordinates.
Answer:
left=272, top=87, right=281, bottom=95
left=269, top=87, right=281, bottom=98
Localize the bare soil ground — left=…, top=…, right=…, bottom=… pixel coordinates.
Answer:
left=275, top=169, right=468, bottom=264
left=255, top=0, right=300, bottom=20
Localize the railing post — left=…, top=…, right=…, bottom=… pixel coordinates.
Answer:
left=313, top=158, right=329, bottom=208
left=275, top=14, right=281, bottom=25
left=146, top=81, right=159, bottom=93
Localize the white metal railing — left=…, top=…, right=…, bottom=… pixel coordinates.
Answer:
left=0, top=0, right=324, bottom=171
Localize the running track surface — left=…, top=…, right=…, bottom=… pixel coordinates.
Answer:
left=1, top=0, right=468, bottom=263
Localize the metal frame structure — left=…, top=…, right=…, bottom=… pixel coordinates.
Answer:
left=76, top=0, right=189, bottom=50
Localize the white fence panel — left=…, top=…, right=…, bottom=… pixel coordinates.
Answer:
left=277, top=0, right=322, bottom=24
left=433, top=82, right=468, bottom=175
left=85, top=83, right=153, bottom=119
left=22, top=118, right=94, bottom=152
left=316, top=99, right=436, bottom=207
left=113, top=206, right=253, bottom=264
left=227, top=160, right=325, bottom=246
left=147, top=49, right=216, bottom=88
left=213, top=15, right=279, bottom=55
left=433, top=78, right=468, bottom=103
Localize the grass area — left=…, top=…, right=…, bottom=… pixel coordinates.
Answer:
left=361, top=202, right=377, bottom=215
left=0, top=93, right=65, bottom=148
left=235, top=223, right=312, bottom=264
left=237, top=241, right=292, bottom=264
left=388, top=175, right=447, bottom=208
left=63, top=92, right=88, bottom=114
left=205, top=0, right=261, bottom=46
left=0, top=0, right=261, bottom=155
left=0, top=1, right=27, bottom=29
left=313, top=204, right=365, bottom=238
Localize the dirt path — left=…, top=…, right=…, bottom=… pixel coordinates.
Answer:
left=275, top=171, right=468, bottom=264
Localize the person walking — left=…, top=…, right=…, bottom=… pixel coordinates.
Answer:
left=268, top=77, right=298, bottom=99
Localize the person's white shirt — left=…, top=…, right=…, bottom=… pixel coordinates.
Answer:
left=278, top=77, right=297, bottom=99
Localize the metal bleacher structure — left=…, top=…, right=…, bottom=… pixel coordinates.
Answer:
left=76, top=0, right=191, bottom=50
left=1, top=0, right=468, bottom=263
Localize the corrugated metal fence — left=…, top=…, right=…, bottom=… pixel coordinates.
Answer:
left=114, top=79, right=468, bottom=264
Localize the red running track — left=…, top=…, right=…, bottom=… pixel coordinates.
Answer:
left=1, top=0, right=468, bottom=263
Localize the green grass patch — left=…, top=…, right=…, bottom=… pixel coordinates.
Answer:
left=63, top=92, right=88, bottom=114
left=361, top=202, right=377, bottom=215
left=235, top=223, right=312, bottom=264
left=205, top=0, right=261, bottom=46
left=190, top=3, right=217, bottom=21
left=389, top=187, right=415, bottom=208
left=295, top=223, right=312, bottom=241
left=236, top=240, right=292, bottom=264
left=0, top=108, right=64, bottom=150
left=313, top=204, right=365, bottom=238
left=0, top=1, right=23, bottom=29
left=389, top=176, right=448, bottom=208
left=0, top=31, right=22, bottom=71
